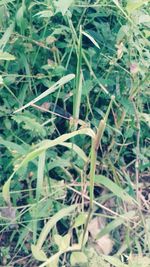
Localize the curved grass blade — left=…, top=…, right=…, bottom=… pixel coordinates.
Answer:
left=14, top=74, right=75, bottom=113
left=36, top=204, right=77, bottom=249
left=95, top=175, right=136, bottom=204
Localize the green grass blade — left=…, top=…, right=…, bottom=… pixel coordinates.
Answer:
left=14, top=128, right=95, bottom=173
left=36, top=151, right=46, bottom=202
left=95, top=175, right=136, bottom=204
left=73, top=25, right=82, bottom=129
left=36, top=204, right=77, bottom=249
left=96, top=211, right=136, bottom=240
left=0, top=22, right=14, bottom=50
left=32, top=151, right=46, bottom=243
left=61, top=142, right=88, bottom=162
left=14, top=74, right=75, bottom=113
left=2, top=128, right=95, bottom=195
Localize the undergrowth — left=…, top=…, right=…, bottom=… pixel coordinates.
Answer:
left=0, top=0, right=150, bottom=266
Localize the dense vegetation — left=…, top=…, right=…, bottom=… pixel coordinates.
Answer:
left=0, top=0, right=150, bottom=266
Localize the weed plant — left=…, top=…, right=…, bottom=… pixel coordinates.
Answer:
left=0, top=0, right=150, bottom=266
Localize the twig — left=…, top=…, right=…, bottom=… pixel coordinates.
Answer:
left=66, top=185, right=118, bottom=217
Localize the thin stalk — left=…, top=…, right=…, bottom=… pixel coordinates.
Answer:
left=132, top=100, right=140, bottom=202
left=66, top=184, right=118, bottom=217
left=103, top=95, right=115, bottom=123
left=67, top=17, right=109, bottom=96
left=81, top=96, right=115, bottom=246
left=81, top=119, right=107, bottom=247
left=4, top=83, right=22, bottom=105
left=89, top=141, right=97, bottom=211
left=130, top=72, right=150, bottom=99
left=108, top=110, right=126, bottom=152
left=132, top=100, right=150, bottom=251
left=73, top=25, right=83, bottom=130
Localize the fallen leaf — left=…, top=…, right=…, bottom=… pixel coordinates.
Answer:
left=88, top=217, right=114, bottom=255
left=88, top=217, right=105, bottom=239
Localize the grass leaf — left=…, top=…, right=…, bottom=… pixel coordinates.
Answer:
left=95, top=175, right=136, bottom=204
left=36, top=205, right=77, bottom=249
left=14, top=74, right=75, bottom=113
left=0, top=22, right=14, bottom=50
left=82, top=30, right=100, bottom=49
left=2, top=177, right=11, bottom=205
left=0, top=51, right=15, bottom=60
left=96, top=211, right=136, bottom=240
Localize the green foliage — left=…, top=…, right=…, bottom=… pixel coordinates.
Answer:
left=13, top=113, right=47, bottom=136
left=0, top=0, right=149, bottom=266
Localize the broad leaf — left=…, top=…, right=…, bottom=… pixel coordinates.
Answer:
left=54, top=233, right=70, bottom=251
left=31, top=245, right=47, bottom=262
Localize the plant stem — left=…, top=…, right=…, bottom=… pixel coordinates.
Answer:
left=132, top=100, right=140, bottom=202
left=73, top=25, right=83, bottom=130
left=81, top=118, right=107, bottom=247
